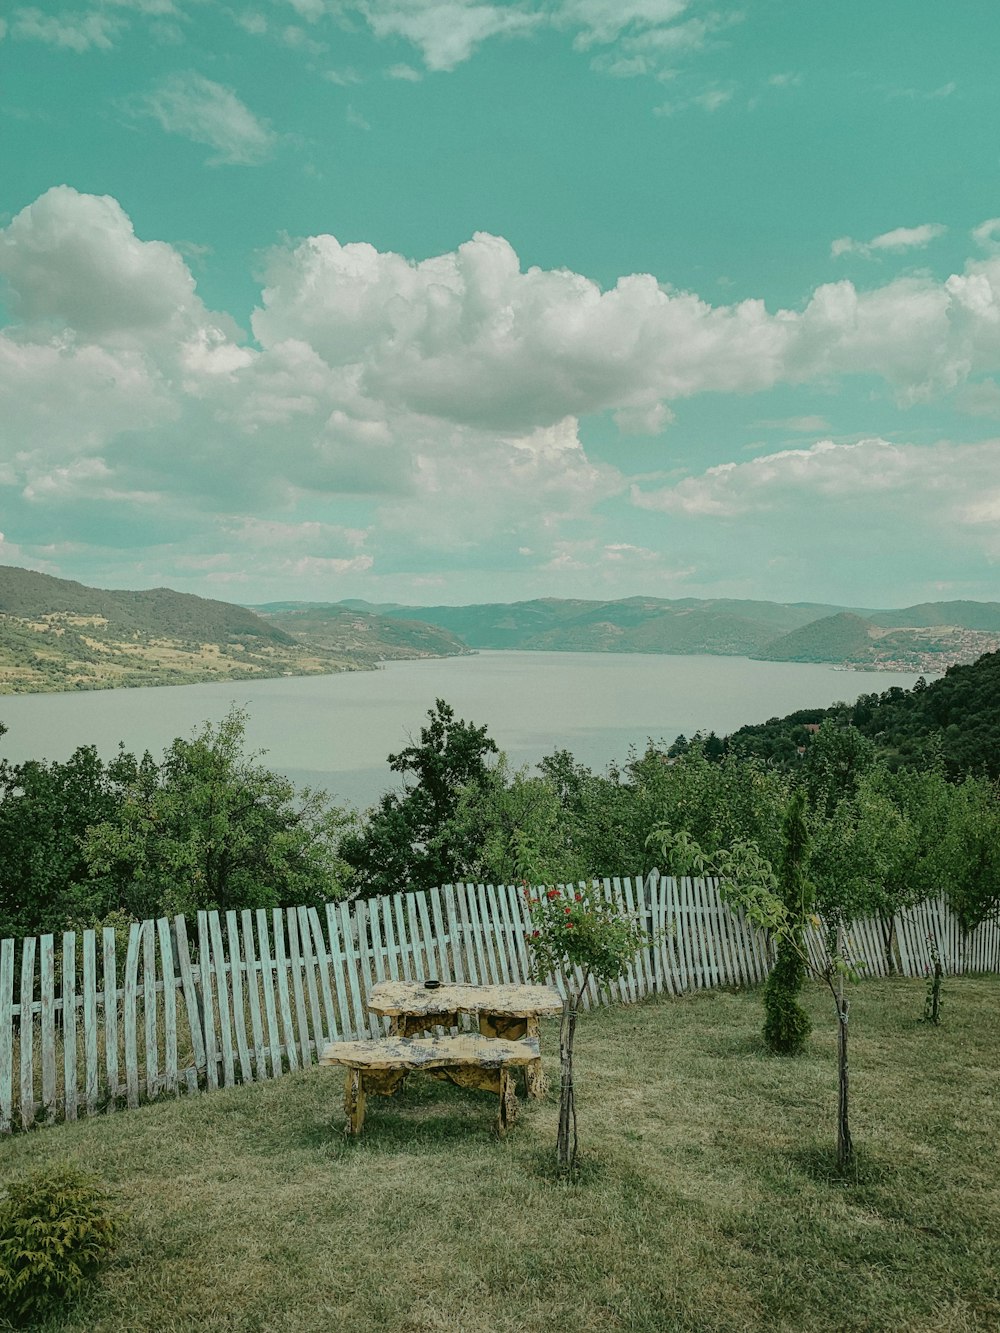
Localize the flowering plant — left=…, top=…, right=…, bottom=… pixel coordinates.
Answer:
left=521, top=880, right=650, bottom=1170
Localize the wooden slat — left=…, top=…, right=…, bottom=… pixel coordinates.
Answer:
left=0, top=938, right=14, bottom=1133
left=308, top=907, right=339, bottom=1046
left=335, top=900, right=367, bottom=1040
left=122, top=922, right=142, bottom=1109
left=505, top=883, right=533, bottom=985
left=208, top=913, right=236, bottom=1087
left=624, top=877, right=651, bottom=999
left=102, top=927, right=119, bottom=1105
left=296, top=905, right=325, bottom=1055
left=326, top=903, right=353, bottom=1042
left=286, top=907, right=312, bottom=1066
left=379, top=895, right=399, bottom=983
left=488, top=885, right=514, bottom=985
left=156, top=919, right=178, bottom=1096
left=39, top=935, right=57, bottom=1123
left=82, top=931, right=99, bottom=1116
left=428, top=887, right=450, bottom=985
left=142, top=919, right=159, bottom=1099
left=197, top=912, right=219, bottom=1092
left=256, top=909, right=283, bottom=1077
left=476, top=883, right=502, bottom=985
left=411, top=892, right=433, bottom=982
left=394, top=894, right=413, bottom=978
left=19, top=936, right=36, bottom=1130
left=241, top=910, right=266, bottom=1078
left=173, top=916, right=206, bottom=1082
left=225, top=911, right=253, bottom=1085
left=456, top=885, right=481, bottom=984
left=271, top=908, right=299, bottom=1070
left=442, top=886, right=465, bottom=983
left=61, top=932, right=77, bottom=1122
left=353, top=900, right=381, bottom=1038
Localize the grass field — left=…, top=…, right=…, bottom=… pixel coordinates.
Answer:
left=1, top=976, right=997, bottom=1332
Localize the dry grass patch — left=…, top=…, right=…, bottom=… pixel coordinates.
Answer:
left=1, top=978, right=998, bottom=1332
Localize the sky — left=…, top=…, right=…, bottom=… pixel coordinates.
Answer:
left=2, top=0, right=1000, bottom=610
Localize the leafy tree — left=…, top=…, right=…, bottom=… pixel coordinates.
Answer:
left=341, top=699, right=498, bottom=896
left=84, top=708, right=351, bottom=920
left=0, top=743, right=138, bottom=939
left=444, top=757, right=589, bottom=887
left=762, top=790, right=814, bottom=1055
left=525, top=882, right=649, bottom=1171
left=936, top=775, right=1000, bottom=933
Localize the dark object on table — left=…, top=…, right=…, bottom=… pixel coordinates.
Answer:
left=424, top=978, right=442, bottom=990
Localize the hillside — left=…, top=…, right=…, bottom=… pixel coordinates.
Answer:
left=380, top=596, right=835, bottom=655
left=253, top=604, right=471, bottom=664
left=374, top=595, right=1000, bottom=669
left=727, top=649, right=1000, bottom=778
left=0, top=566, right=362, bottom=694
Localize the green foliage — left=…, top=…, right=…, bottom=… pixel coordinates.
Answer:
left=0, top=1165, right=118, bottom=1325
left=84, top=708, right=352, bottom=920
left=728, top=650, right=1000, bottom=780
left=523, top=882, right=649, bottom=993
left=341, top=699, right=498, bottom=896
left=762, top=791, right=813, bottom=1055
left=762, top=941, right=812, bottom=1055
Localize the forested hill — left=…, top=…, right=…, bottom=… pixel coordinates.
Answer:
left=0, top=565, right=362, bottom=693
left=374, top=595, right=1000, bottom=670
left=725, top=650, right=1000, bottom=778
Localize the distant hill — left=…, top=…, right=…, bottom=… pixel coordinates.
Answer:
left=0, top=566, right=363, bottom=694
left=379, top=596, right=837, bottom=656
left=371, top=595, right=1000, bottom=669
left=726, top=650, right=1000, bottom=779
left=253, top=604, right=470, bottom=664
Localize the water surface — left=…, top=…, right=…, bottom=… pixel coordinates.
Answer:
left=0, top=651, right=924, bottom=809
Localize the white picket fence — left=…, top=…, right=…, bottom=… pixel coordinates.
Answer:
left=1, top=875, right=998, bottom=1133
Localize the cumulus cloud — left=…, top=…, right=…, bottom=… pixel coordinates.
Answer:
left=6, top=186, right=1000, bottom=594
left=831, top=223, right=948, bottom=260
left=631, top=437, right=1000, bottom=532
left=130, top=72, right=277, bottom=164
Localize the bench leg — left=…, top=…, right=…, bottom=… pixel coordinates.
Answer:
left=496, top=1066, right=518, bottom=1136
left=344, top=1068, right=366, bottom=1137
left=525, top=1017, right=547, bottom=1099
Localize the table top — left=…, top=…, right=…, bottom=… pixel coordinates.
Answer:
left=367, top=979, right=562, bottom=1019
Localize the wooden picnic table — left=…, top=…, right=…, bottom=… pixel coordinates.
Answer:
left=367, top=980, right=562, bottom=1097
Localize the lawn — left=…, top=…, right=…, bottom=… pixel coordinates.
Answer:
left=1, top=976, right=997, bottom=1332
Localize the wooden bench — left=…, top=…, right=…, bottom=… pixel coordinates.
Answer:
left=320, top=1034, right=540, bottom=1136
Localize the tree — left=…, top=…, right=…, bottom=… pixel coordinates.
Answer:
left=341, top=699, right=497, bottom=896
left=524, top=882, right=648, bottom=1171
left=762, top=790, right=813, bottom=1055
left=0, top=743, right=138, bottom=939
left=84, top=708, right=351, bottom=920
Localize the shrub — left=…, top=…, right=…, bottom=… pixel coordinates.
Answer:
left=0, top=1164, right=118, bottom=1325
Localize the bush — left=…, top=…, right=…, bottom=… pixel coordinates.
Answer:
left=0, top=1164, right=118, bottom=1325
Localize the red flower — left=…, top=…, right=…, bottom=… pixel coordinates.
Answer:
left=575, top=893, right=582, bottom=901
left=532, top=929, right=540, bottom=938
left=565, top=922, right=573, bottom=929
left=547, top=888, right=560, bottom=900
left=564, top=906, right=572, bottom=914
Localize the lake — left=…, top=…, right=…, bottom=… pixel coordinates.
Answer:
left=0, top=651, right=924, bottom=809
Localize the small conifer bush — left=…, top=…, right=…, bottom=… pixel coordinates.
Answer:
left=0, top=1164, right=118, bottom=1325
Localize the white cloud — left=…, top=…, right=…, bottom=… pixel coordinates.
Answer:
left=131, top=72, right=277, bottom=165
left=385, top=61, right=421, bottom=80
left=972, top=218, right=1000, bottom=252
left=831, top=223, right=947, bottom=260
left=360, top=2, right=542, bottom=72
left=7, top=187, right=1000, bottom=592
left=631, top=438, right=1000, bottom=542
left=11, top=7, right=120, bottom=51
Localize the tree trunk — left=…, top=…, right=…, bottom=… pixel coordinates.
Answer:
left=836, top=939, right=853, bottom=1169
left=880, top=913, right=896, bottom=976
left=556, top=996, right=579, bottom=1171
